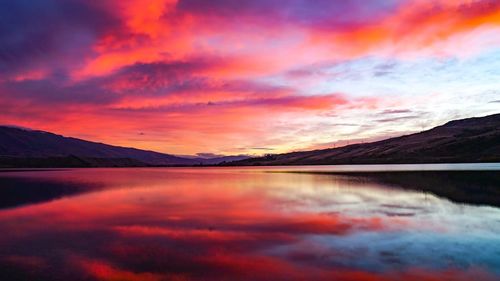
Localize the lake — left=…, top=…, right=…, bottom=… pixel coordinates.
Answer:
left=0, top=164, right=499, bottom=281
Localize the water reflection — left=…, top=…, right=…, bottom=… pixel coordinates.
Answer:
left=0, top=167, right=499, bottom=281
left=0, top=176, right=104, bottom=209
left=290, top=171, right=500, bottom=207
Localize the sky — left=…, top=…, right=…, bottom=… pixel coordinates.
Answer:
left=1, top=0, right=500, bottom=156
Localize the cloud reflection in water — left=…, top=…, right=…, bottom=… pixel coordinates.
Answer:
left=0, top=168, right=499, bottom=281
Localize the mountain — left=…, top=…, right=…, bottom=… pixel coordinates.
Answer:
left=189, top=155, right=250, bottom=165
left=228, top=113, right=500, bottom=166
left=0, top=127, right=244, bottom=167
left=2, top=113, right=498, bottom=168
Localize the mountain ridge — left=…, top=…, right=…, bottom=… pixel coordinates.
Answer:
left=1, top=113, right=499, bottom=168
left=0, top=127, right=246, bottom=167
left=227, top=113, right=500, bottom=166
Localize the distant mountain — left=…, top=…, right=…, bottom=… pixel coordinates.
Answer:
left=189, top=155, right=250, bottom=165
left=0, top=127, right=245, bottom=167
left=229, top=113, right=500, bottom=166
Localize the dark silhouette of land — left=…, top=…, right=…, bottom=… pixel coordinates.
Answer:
left=0, top=176, right=105, bottom=209
left=229, top=113, right=500, bottom=166
left=0, top=127, right=247, bottom=167
left=1, top=113, right=499, bottom=167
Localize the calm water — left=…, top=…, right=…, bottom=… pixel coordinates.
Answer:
left=0, top=165, right=499, bottom=281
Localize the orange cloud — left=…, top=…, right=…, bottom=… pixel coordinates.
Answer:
left=2, top=0, right=500, bottom=154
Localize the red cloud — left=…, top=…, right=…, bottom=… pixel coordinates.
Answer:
left=2, top=0, right=500, bottom=154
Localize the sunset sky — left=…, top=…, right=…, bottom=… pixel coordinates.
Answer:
left=1, top=0, right=500, bottom=156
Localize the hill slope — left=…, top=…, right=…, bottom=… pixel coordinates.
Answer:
left=229, top=113, right=500, bottom=166
left=0, top=127, right=199, bottom=167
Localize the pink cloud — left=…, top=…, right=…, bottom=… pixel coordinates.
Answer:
left=2, top=0, right=500, bottom=154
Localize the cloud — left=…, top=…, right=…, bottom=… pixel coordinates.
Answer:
left=0, top=0, right=120, bottom=78
left=373, top=62, right=397, bottom=77
left=1, top=0, right=500, bottom=154
left=376, top=115, right=422, bottom=123
left=378, top=109, right=413, bottom=115
left=110, top=93, right=347, bottom=113
left=176, top=0, right=402, bottom=30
